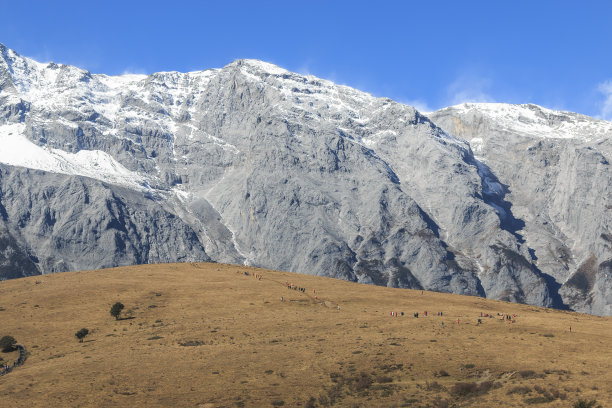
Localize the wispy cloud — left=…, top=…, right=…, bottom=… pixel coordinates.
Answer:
left=446, top=74, right=495, bottom=106
left=399, top=98, right=434, bottom=114
left=598, top=80, right=612, bottom=121
left=120, top=67, right=148, bottom=76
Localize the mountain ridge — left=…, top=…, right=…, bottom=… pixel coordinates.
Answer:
left=0, top=43, right=609, bottom=314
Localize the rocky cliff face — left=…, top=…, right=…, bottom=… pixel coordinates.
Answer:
left=0, top=43, right=608, bottom=313
left=429, top=104, right=611, bottom=315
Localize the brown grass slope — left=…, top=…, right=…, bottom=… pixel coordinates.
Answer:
left=0, top=263, right=611, bottom=408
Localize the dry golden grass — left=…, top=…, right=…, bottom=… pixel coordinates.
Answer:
left=0, top=262, right=610, bottom=407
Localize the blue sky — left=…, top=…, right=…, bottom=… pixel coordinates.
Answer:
left=1, top=1, right=611, bottom=119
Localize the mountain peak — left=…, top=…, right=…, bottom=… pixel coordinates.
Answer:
left=227, top=58, right=290, bottom=76
left=435, top=102, right=612, bottom=141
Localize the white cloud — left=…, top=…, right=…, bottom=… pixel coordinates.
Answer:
left=598, top=80, right=612, bottom=121
left=121, top=67, right=148, bottom=76
left=446, top=75, right=495, bottom=106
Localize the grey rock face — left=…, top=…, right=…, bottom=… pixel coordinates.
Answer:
left=0, top=166, right=210, bottom=277
left=1, top=44, right=606, bottom=314
left=429, top=103, right=611, bottom=315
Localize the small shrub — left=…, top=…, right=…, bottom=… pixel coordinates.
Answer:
left=179, top=340, right=204, bottom=347
left=436, top=369, right=450, bottom=377
left=0, top=335, right=17, bottom=352
left=525, top=396, right=553, bottom=404
left=542, top=333, right=554, bottom=338
left=351, top=372, right=373, bottom=392
left=507, top=385, right=531, bottom=395
left=305, top=397, right=316, bottom=408
left=271, top=400, right=285, bottom=406
left=450, top=381, right=497, bottom=397
left=450, top=382, right=478, bottom=396
left=463, top=363, right=475, bottom=369
left=325, top=383, right=343, bottom=404
left=431, top=398, right=451, bottom=408
left=425, top=381, right=445, bottom=392
left=376, top=375, right=393, bottom=383
left=519, top=370, right=537, bottom=378
left=573, top=400, right=602, bottom=408
left=75, top=328, right=89, bottom=343
left=110, top=302, right=125, bottom=320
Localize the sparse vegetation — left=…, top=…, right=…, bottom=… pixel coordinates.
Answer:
left=573, top=399, right=602, bottom=408
left=450, top=381, right=497, bottom=397
left=376, top=374, right=393, bottom=383
left=0, top=335, right=17, bottom=352
left=75, top=328, right=89, bottom=342
left=179, top=340, right=204, bottom=346
left=110, top=302, right=125, bottom=320
left=305, top=396, right=316, bottom=408
left=507, top=385, right=531, bottom=395
left=349, top=372, right=373, bottom=393
left=519, top=370, right=539, bottom=378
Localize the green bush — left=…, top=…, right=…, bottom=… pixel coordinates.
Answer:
left=110, top=302, right=125, bottom=320
left=75, top=328, right=89, bottom=342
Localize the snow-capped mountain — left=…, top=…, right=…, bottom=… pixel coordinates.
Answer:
left=0, top=43, right=610, bottom=315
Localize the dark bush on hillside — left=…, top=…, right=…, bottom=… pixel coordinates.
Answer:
left=507, top=385, right=531, bottom=395
left=350, top=372, right=373, bottom=392
left=110, top=302, right=125, bottom=320
left=450, top=381, right=497, bottom=397
left=376, top=374, right=393, bottom=383
left=75, top=328, right=89, bottom=342
left=519, top=370, right=537, bottom=378
left=0, top=335, right=17, bottom=352
left=573, top=399, right=602, bottom=408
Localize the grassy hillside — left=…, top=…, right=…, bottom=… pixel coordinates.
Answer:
left=0, top=263, right=610, bottom=407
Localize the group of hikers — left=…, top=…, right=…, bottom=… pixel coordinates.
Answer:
left=283, top=282, right=324, bottom=301
left=477, top=312, right=518, bottom=324
left=286, top=282, right=307, bottom=293
left=238, top=270, right=324, bottom=302
left=386, top=308, right=523, bottom=327
left=236, top=269, right=531, bottom=328
left=389, top=311, right=444, bottom=318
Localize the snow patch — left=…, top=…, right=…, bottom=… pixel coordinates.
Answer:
left=0, top=123, right=148, bottom=190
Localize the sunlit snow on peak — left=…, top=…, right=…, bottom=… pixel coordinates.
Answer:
left=0, top=123, right=148, bottom=190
